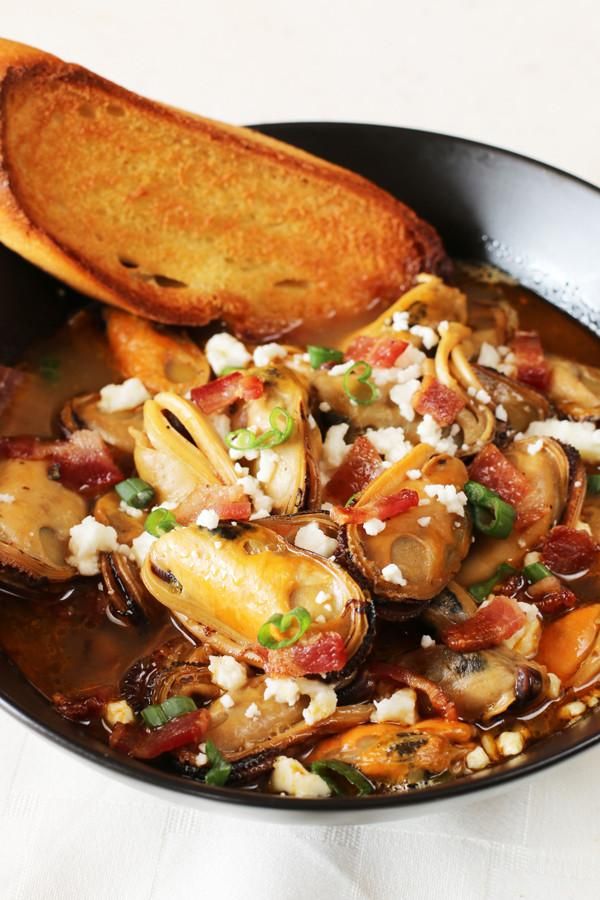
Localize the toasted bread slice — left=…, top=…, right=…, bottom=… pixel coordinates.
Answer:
left=0, top=38, right=449, bottom=339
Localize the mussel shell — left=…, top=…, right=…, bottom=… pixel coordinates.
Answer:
left=100, top=551, right=160, bottom=624
left=120, top=639, right=216, bottom=710
left=474, top=364, right=550, bottom=440
left=547, top=355, right=600, bottom=421
left=60, top=392, right=143, bottom=454
left=141, top=522, right=373, bottom=680
left=0, top=459, right=87, bottom=580
left=343, top=444, right=471, bottom=603
left=94, top=491, right=144, bottom=544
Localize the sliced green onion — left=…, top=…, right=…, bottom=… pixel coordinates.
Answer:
left=219, top=366, right=244, bottom=376
left=464, top=480, right=516, bottom=539
left=523, top=562, right=552, bottom=584
left=468, top=563, right=517, bottom=604
left=344, top=492, right=361, bottom=508
left=226, top=407, right=294, bottom=452
left=204, top=740, right=232, bottom=786
left=307, top=345, right=344, bottom=369
left=587, top=474, right=600, bottom=495
left=141, top=695, right=197, bottom=728
left=144, top=507, right=177, bottom=537
left=343, top=361, right=378, bottom=406
left=257, top=606, right=312, bottom=649
left=115, top=477, right=155, bottom=509
left=309, top=760, right=374, bottom=796
left=39, top=355, right=60, bottom=383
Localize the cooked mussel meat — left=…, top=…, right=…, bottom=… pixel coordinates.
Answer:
left=60, top=392, right=143, bottom=455
left=546, top=355, right=600, bottom=421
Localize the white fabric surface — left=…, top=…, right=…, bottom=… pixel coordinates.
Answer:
left=1, top=2, right=600, bottom=898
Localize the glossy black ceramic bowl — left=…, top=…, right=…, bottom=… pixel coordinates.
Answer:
left=1, top=124, right=599, bottom=823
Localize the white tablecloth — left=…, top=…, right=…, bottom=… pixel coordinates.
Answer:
left=1, top=3, right=600, bottom=898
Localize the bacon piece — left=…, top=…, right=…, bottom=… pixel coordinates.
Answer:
left=0, top=429, right=123, bottom=493
left=542, top=525, right=598, bottom=575
left=331, top=488, right=419, bottom=525
left=469, top=443, right=530, bottom=510
left=442, top=595, right=527, bottom=652
left=413, top=376, right=466, bottom=426
left=264, top=631, right=348, bottom=677
left=324, top=436, right=382, bottom=506
left=191, top=372, right=264, bottom=414
left=512, top=331, right=550, bottom=392
left=175, top=484, right=251, bottom=524
left=535, top=587, right=578, bottom=616
left=345, top=336, right=409, bottom=368
left=109, top=708, right=211, bottom=759
left=369, top=662, right=457, bottom=720
left=0, top=366, right=24, bottom=417
left=52, top=685, right=116, bottom=721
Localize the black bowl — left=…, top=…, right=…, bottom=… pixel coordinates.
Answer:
left=1, top=123, right=599, bottom=820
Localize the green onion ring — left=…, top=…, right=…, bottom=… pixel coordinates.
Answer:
left=204, top=740, right=232, bottom=786
left=115, top=477, right=155, bottom=510
left=307, top=345, right=344, bottom=369
left=464, top=480, right=516, bottom=539
left=468, top=563, right=517, bottom=604
left=343, top=361, right=378, bottom=406
left=309, top=759, right=374, bottom=796
left=144, top=507, right=178, bottom=537
left=257, top=606, right=312, bottom=649
left=523, top=562, right=553, bottom=584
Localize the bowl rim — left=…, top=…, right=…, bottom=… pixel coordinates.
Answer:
left=1, top=120, right=599, bottom=814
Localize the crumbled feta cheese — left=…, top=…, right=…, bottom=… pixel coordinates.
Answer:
left=371, top=688, right=417, bottom=725
left=197, top=508, right=220, bottom=529
left=410, top=324, right=439, bottom=350
left=477, top=342, right=501, bottom=369
left=496, top=730, right=524, bottom=757
left=468, top=386, right=492, bottom=405
left=389, top=378, right=421, bottom=421
left=363, top=518, right=386, bottom=536
left=294, top=522, right=338, bottom=558
left=495, top=404, right=508, bottom=422
left=558, top=700, right=586, bottom=720
left=131, top=530, right=157, bottom=567
left=319, top=401, right=331, bottom=413
left=308, top=414, right=317, bottom=430
left=264, top=677, right=337, bottom=726
left=264, top=678, right=301, bottom=706
left=0, top=493, right=15, bottom=503
left=245, top=702, right=261, bottom=719
left=315, top=590, right=332, bottom=605
left=381, top=563, right=407, bottom=586
left=270, top=756, right=331, bottom=798
left=417, top=516, right=431, bottom=527
left=208, top=655, right=248, bottom=691
left=237, top=473, right=273, bottom=516
left=527, top=438, right=544, bottom=456
left=503, top=602, right=541, bottom=658
left=416, top=414, right=458, bottom=456
left=366, top=426, right=412, bottom=464
left=256, top=448, right=280, bottom=484
left=67, top=516, right=121, bottom=576
left=524, top=551, right=541, bottom=566
left=252, top=342, right=287, bottom=368
left=328, top=360, right=355, bottom=377
left=194, top=751, right=208, bottom=767
left=209, top=413, right=232, bottom=442
left=119, top=500, right=144, bottom=519
left=466, top=746, right=491, bottom=771
left=220, top=693, right=235, bottom=709
left=104, top=700, right=135, bottom=726
left=521, top=418, right=600, bottom=463
left=321, top=423, right=351, bottom=475
left=391, top=311, right=410, bottom=332
left=424, top=483, right=468, bottom=516
left=420, top=634, right=436, bottom=648
left=437, top=320, right=449, bottom=335
left=98, top=377, right=150, bottom=413
left=406, top=469, right=421, bottom=480
left=547, top=672, right=562, bottom=699
left=418, top=498, right=431, bottom=506
left=205, top=332, right=251, bottom=374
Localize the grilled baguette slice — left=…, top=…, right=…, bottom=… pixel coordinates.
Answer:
left=0, top=38, right=449, bottom=340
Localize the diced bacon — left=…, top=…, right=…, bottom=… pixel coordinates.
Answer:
left=542, top=525, right=598, bottom=575
left=413, top=376, right=466, bottom=426
left=0, top=429, right=123, bottom=494
left=109, top=708, right=211, bottom=759
left=469, top=444, right=530, bottom=509
left=175, top=484, right=251, bottom=524
left=442, top=595, right=527, bottom=651
left=52, top=685, right=116, bottom=721
left=534, top=587, right=578, bottom=616
left=263, top=631, right=348, bottom=677
left=512, top=331, right=550, bottom=392
left=345, top=336, right=409, bottom=368
left=191, top=372, right=264, bottom=414
left=331, top=488, right=419, bottom=525
left=369, top=662, right=458, bottom=720
left=324, top=436, right=382, bottom=505
left=0, top=366, right=24, bottom=417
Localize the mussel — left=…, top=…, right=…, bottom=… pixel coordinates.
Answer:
left=0, top=459, right=87, bottom=580
left=342, top=444, right=471, bottom=604
left=60, top=392, right=143, bottom=455
left=120, top=639, right=220, bottom=710
left=100, top=551, right=160, bottom=624
left=94, top=490, right=145, bottom=544
left=474, top=364, right=550, bottom=439
left=536, top=604, right=600, bottom=688
left=141, top=521, right=374, bottom=679
left=546, top=355, right=600, bottom=421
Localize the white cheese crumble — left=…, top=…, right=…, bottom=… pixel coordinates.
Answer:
left=67, top=516, right=122, bottom=576
left=527, top=438, right=544, bottom=456
left=0, top=493, right=15, bottom=503
left=208, top=655, right=248, bottom=692
left=410, top=324, right=439, bottom=349
left=237, top=472, right=273, bottom=516
left=270, top=756, right=331, bottom=799
left=495, top=404, right=508, bottom=422
left=319, top=401, right=332, bottom=413
left=496, top=730, right=524, bottom=757
left=220, top=693, right=235, bottom=709
left=131, top=530, right=157, bottom=567
left=416, top=414, right=458, bottom=456
left=465, top=746, right=491, bottom=771
left=467, top=385, right=492, bottom=405
left=244, top=702, right=261, bottom=719
left=406, top=469, right=422, bottom=480
left=264, top=678, right=300, bottom=706
left=363, top=518, right=386, bottom=536
left=389, top=378, right=421, bottom=421
left=366, top=426, right=412, bottom=464
left=424, top=483, right=468, bottom=516
left=477, top=342, right=501, bottom=369
left=321, top=423, right=351, bottom=476
left=119, top=500, right=144, bottom=519
left=197, top=508, right=220, bottom=529
left=104, top=700, right=135, bottom=726
left=328, top=360, right=355, bottom=377
left=438, top=320, right=449, bottom=335
left=294, top=522, right=338, bottom=558
left=194, top=751, right=208, bottom=767
left=256, top=448, right=281, bottom=484
left=264, top=677, right=337, bottom=725
left=370, top=688, right=417, bottom=725
left=520, top=418, right=600, bottom=463
left=417, top=516, right=431, bottom=527
left=205, top=332, right=251, bottom=374
left=559, top=700, right=586, bottom=720
left=391, top=311, right=410, bottom=332
left=381, top=563, right=407, bottom=586
left=252, top=342, right=287, bottom=368
left=98, top=377, right=150, bottom=413
left=420, top=634, right=436, bottom=648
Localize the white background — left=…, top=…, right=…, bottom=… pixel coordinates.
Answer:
left=1, top=2, right=600, bottom=898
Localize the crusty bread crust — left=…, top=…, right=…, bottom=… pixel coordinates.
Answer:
left=0, top=38, right=449, bottom=339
